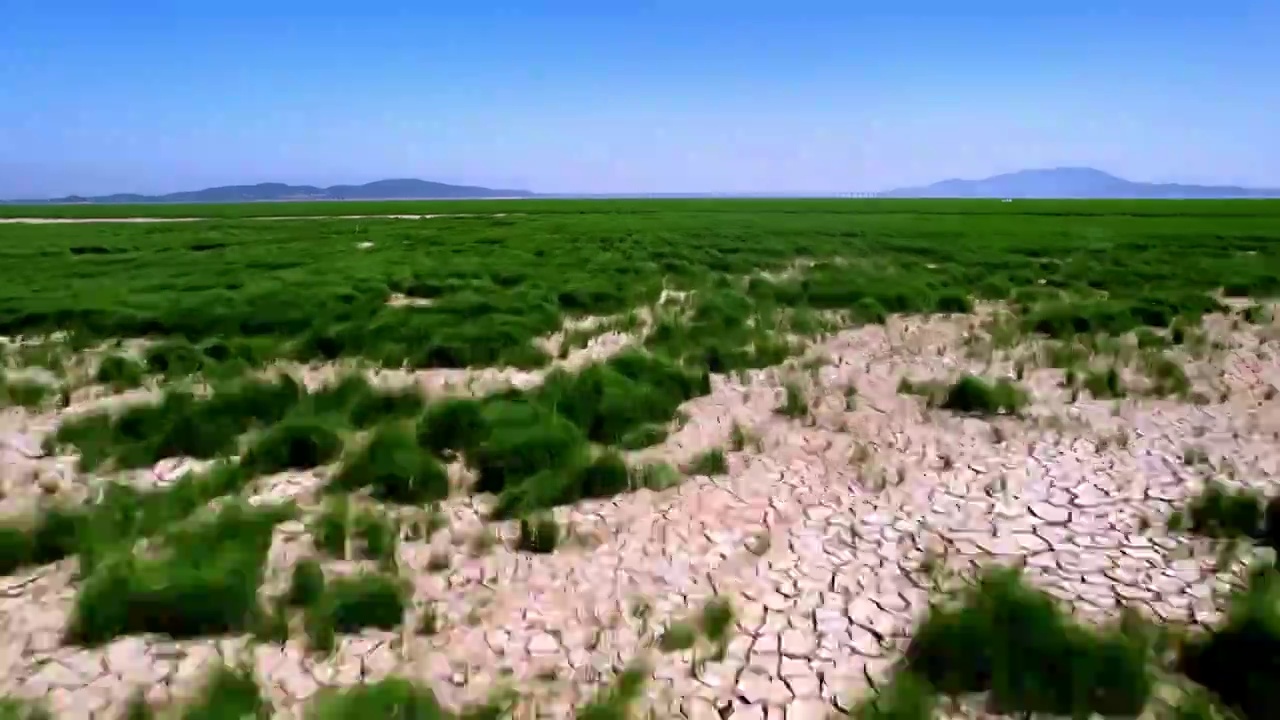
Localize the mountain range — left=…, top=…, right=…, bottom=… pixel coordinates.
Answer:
left=6, top=179, right=532, bottom=204
left=4, top=168, right=1277, bottom=204
left=881, top=167, right=1280, bottom=199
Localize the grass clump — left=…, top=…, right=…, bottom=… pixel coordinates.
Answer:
left=287, top=558, right=327, bottom=608
left=777, top=381, right=809, bottom=418
left=305, top=573, right=407, bottom=652
left=1171, top=482, right=1271, bottom=542
left=66, top=501, right=292, bottom=646
left=241, top=416, right=343, bottom=475
left=686, top=448, right=728, bottom=476
left=0, top=698, right=51, bottom=720
left=0, top=375, right=53, bottom=409
left=52, top=375, right=303, bottom=471
left=329, top=424, right=449, bottom=504
left=528, top=350, right=709, bottom=445
left=1, top=461, right=256, bottom=577
left=1083, top=366, right=1126, bottom=399
left=849, top=672, right=937, bottom=720
left=617, top=423, right=669, bottom=450
left=51, top=374, right=431, bottom=474
left=516, top=514, right=560, bottom=554
left=469, top=401, right=588, bottom=496
left=901, top=566, right=1152, bottom=717
left=658, top=621, right=697, bottom=652
left=179, top=663, right=269, bottom=720
left=311, top=496, right=398, bottom=565
left=574, top=664, right=649, bottom=720
left=1142, top=352, right=1192, bottom=397
left=415, top=397, right=489, bottom=458
left=938, top=375, right=1027, bottom=415
left=95, top=354, right=146, bottom=390
left=0, top=505, right=83, bottom=575
left=304, top=679, right=447, bottom=720
left=1177, top=567, right=1280, bottom=720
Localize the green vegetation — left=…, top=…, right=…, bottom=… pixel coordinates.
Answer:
left=329, top=424, right=450, bottom=503
left=310, top=496, right=399, bottom=565
left=301, top=571, right=407, bottom=653
left=5, top=201, right=1277, bottom=374
left=516, top=514, right=561, bottom=554
left=287, top=558, right=327, bottom=607
left=901, top=567, right=1152, bottom=717
left=177, top=664, right=268, bottom=720
left=1178, top=567, right=1280, bottom=720
left=686, top=447, right=728, bottom=476
left=0, top=698, right=51, bottom=720
left=94, top=354, right=147, bottom=389
left=7, top=200, right=1280, bottom=715
left=304, top=678, right=450, bottom=720
left=66, top=501, right=292, bottom=645
left=0, top=372, right=53, bottom=409
left=938, top=375, right=1028, bottom=415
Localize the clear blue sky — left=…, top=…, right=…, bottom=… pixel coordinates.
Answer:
left=2, top=1, right=1277, bottom=198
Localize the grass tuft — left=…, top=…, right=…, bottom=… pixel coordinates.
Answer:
left=330, top=424, right=449, bottom=504
left=66, top=501, right=291, bottom=646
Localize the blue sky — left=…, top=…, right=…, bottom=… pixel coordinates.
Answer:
left=2, top=1, right=1277, bottom=197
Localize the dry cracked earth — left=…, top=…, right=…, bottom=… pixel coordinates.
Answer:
left=3, top=307, right=1280, bottom=719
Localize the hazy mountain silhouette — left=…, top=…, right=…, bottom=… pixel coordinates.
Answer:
left=882, top=167, right=1280, bottom=199
left=9, top=179, right=533, bottom=204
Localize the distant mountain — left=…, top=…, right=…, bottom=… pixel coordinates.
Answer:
left=882, top=167, right=1280, bottom=199
left=8, top=179, right=533, bottom=204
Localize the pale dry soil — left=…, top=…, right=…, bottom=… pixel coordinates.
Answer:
left=3, top=310, right=1280, bottom=719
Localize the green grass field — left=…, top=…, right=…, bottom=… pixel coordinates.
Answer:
left=3, top=200, right=1279, bottom=366
left=4, top=198, right=1280, bottom=718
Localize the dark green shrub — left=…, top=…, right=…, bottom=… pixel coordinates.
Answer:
left=658, top=621, right=696, bottom=652
left=574, top=451, right=632, bottom=499
left=75, top=463, right=253, bottom=575
left=0, top=378, right=52, bottom=409
left=903, top=567, right=1151, bottom=717
left=1178, top=567, right=1280, bottom=720
left=529, top=350, right=708, bottom=445
left=1083, top=367, right=1125, bottom=399
left=517, top=515, right=560, bottom=554
left=1176, top=482, right=1266, bottom=540
left=1143, top=354, right=1191, bottom=397
left=0, top=505, right=84, bottom=575
left=241, top=417, right=343, bottom=475
left=469, top=401, right=588, bottom=495
left=777, top=382, right=809, bottom=418
left=66, top=502, right=290, bottom=646
left=330, top=425, right=449, bottom=504
left=54, top=375, right=303, bottom=471
left=310, top=497, right=398, bottom=565
left=179, top=664, right=269, bottom=720
left=0, top=698, right=52, bottom=720
left=144, top=340, right=208, bottom=378
left=287, top=558, right=327, bottom=607
left=415, top=397, right=489, bottom=458
left=348, top=386, right=425, bottom=428
left=308, top=573, right=406, bottom=642
left=95, top=354, right=146, bottom=389
left=850, top=672, right=936, bottom=720
left=940, top=375, right=1027, bottom=415
left=574, top=665, right=648, bottom=720
left=304, top=678, right=447, bottom=720
left=687, top=448, right=728, bottom=476
left=617, top=423, right=668, bottom=450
